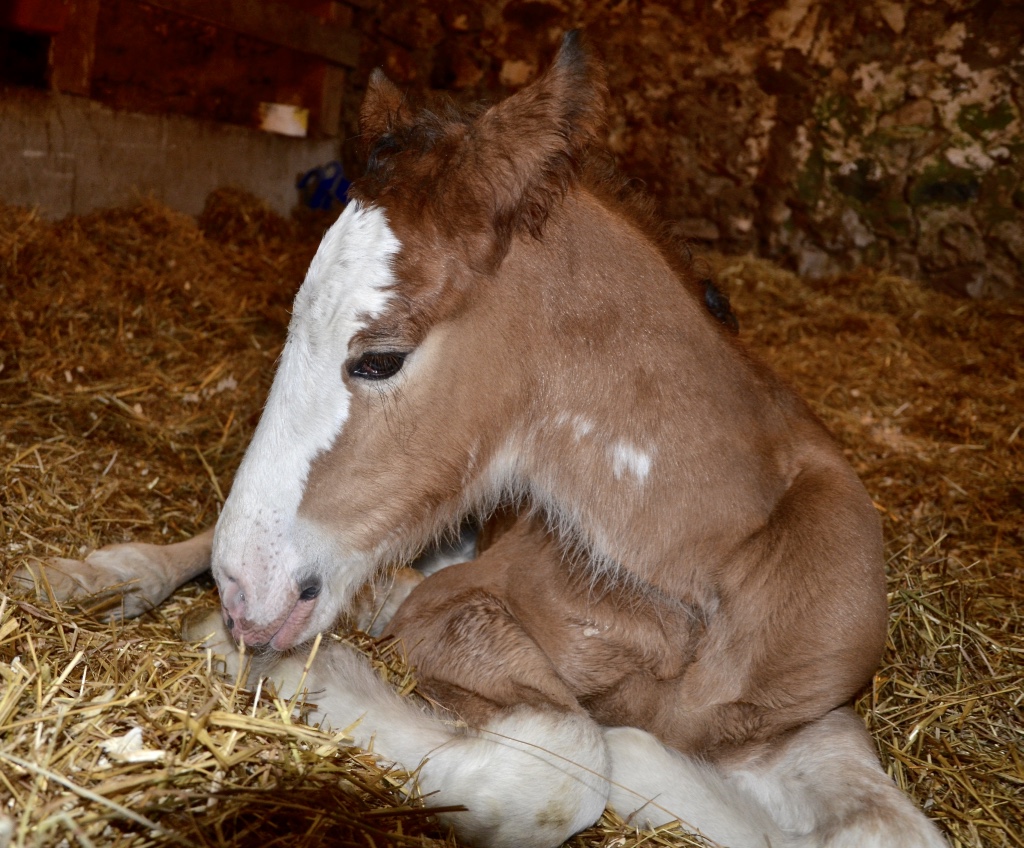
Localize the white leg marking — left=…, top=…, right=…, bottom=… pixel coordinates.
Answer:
left=605, top=726, right=784, bottom=848
left=606, top=712, right=948, bottom=848
left=213, top=639, right=608, bottom=848
left=725, top=709, right=948, bottom=848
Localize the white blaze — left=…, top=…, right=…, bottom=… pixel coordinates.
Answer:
left=211, top=202, right=400, bottom=629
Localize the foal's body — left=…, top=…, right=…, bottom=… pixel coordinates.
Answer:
left=377, top=185, right=889, bottom=759
left=16, top=33, right=946, bottom=848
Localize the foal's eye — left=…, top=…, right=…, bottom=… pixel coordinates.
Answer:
left=347, top=352, right=407, bottom=381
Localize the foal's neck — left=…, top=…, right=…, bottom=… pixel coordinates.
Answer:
left=498, top=190, right=796, bottom=592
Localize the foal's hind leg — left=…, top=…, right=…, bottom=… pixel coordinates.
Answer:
left=605, top=724, right=785, bottom=848
left=723, top=706, right=947, bottom=848
left=606, top=708, right=947, bottom=848
left=10, top=528, right=214, bottom=618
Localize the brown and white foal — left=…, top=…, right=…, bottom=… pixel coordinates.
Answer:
left=18, top=33, right=946, bottom=848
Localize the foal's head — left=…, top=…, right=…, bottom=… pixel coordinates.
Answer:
left=211, top=34, right=717, bottom=650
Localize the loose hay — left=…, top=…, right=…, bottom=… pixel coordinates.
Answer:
left=1, top=196, right=1021, bottom=848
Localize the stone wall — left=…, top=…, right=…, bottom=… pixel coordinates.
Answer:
left=352, top=0, right=1023, bottom=298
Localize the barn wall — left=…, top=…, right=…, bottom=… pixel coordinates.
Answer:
left=3, top=0, right=1019, bottom=295
left=353, top=0, right=1024, bottom=298
left=0, top=89, right=337, bottom=217
left=0, top=0, right=362, bottom=220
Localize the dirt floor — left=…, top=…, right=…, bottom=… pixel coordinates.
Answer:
left=1, top=193, right=1021, bottom=847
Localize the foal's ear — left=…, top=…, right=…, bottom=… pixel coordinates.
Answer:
left=359, top=69, right=407, bottom=144
left=471, top=31, right=607, bottom=264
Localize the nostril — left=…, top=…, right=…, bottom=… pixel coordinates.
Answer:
left=218, top=575, right=244, bottom=612
left=298, top=576, right=322, bottom=602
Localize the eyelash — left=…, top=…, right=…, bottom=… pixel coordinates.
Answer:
left=346, top=351, right=407, bottom=381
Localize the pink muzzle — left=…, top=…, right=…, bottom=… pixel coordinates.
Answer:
left=219, top=578, right=320, bottom=651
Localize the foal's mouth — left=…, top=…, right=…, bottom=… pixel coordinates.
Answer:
left=223, top=582, right=322, bottom=653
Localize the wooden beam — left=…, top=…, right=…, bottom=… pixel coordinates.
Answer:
left=317, top=64, right=346, bottom=136
left=50, top=0, right=101, bottom=95
left=141, top=0, right=361, bottom=68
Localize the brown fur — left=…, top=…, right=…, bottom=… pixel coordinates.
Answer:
left=301, top=32, right=888, bottom=761
left=384, top=514, right=706, bottom=727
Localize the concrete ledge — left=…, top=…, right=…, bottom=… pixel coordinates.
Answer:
left=0, top=89, right=339, bottom=218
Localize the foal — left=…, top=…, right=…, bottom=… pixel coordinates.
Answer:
left=17, top=33, right=946, bottom=848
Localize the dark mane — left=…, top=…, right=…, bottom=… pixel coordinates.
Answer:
left=358, top=96, right=486, bottom=196
left=351, top=32, right=605, bottom=275
left=582, top=153, right=739, bottom=334
left=353, top=45, right=737, bottom=332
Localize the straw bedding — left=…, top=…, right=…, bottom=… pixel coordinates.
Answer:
left=1, top=191, right=1021, bottom=848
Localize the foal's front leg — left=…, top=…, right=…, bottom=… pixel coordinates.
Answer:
left=185, top=520, right=610, bottom=848
left=184, top=604, right=610, bottom=848
left=10, top=528, right=214, bottom=618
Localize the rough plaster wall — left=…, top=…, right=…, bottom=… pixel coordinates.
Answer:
left=353, top=0, right=1023, bottom=298
left=0, top=90, right=338, bottom=218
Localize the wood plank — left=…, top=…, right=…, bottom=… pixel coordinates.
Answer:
left=49, top=0, right=102, bottom=95
left=317, top=64, right=346, bottom=136
left=141, top=0, right=361, bottom=67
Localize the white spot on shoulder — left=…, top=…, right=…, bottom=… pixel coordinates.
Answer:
left=572, top=416, right=595, bottom=440
left=610, top=440, right=653, bottom=483
left=553, top=412, right=596, bottom=442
